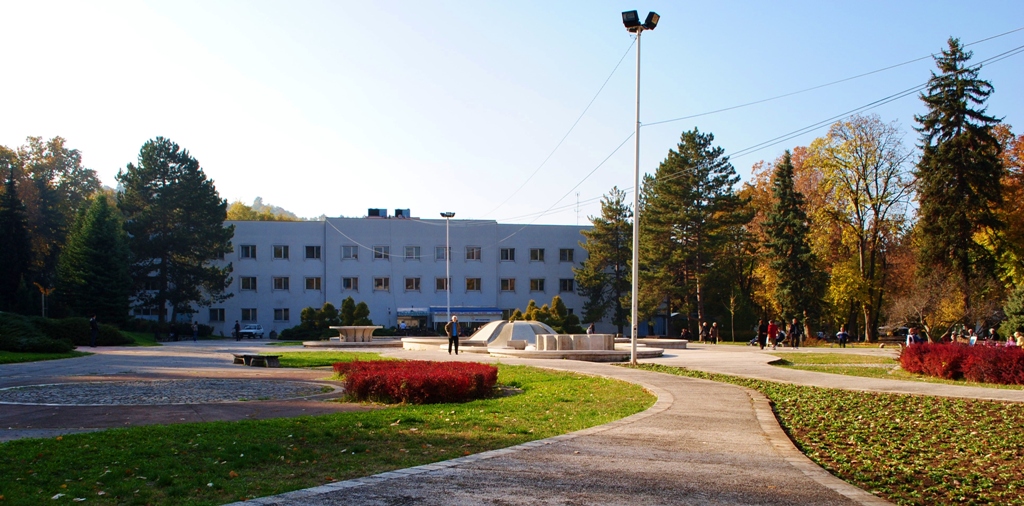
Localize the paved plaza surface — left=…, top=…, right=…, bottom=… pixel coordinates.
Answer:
left=3, top=340, right=1022, bottom=505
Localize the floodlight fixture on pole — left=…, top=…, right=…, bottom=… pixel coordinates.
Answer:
left=622, top=10, right=658, bottom=365
left=440, top=212, right=456, bottom=324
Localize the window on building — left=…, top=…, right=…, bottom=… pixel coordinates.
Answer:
left=241, top=308, right=258, bottom=321
left=241, top=277, right=257, bottom=291
left=373, top=277, right=390, bottom=291
left=240, top=245, right=256, bottom=259
left=342, top=277, right=359, bottom=291
left=500, top=278, right=516, bottom=292
left=466, top=278, right=481, bottom=291
left=143, top=277, right=160, bottom=291
left=215, top=251, right=225, bottom=260
left=559, top=278, right=575, bottom=292
left=373, top=245, right=390, bottom=260
left=272, top=277, right=290, bottom=290
left=305, top=277, right=322, bottom=290
left=274, top=308, right=290, bottom=322
left=405, top=277, right=421, bottom=291
left=465, top=246, right=481, bottom=260
left=435, top=246, right=448, bottom=260
left=342, top=245, right=358, bottom=259
left=500, top=248, right=515, bottom=261
left=501, top=309, right=517, bottom=320
left=133, top=306, right=165, bottom=317
left=273, top=245, right=289, bottom=259
left=209, top=308, right=225, bottom=322
left=405, top=246, right=421, bottom=260
left=435, top=277, right=449, bottom=291
left=305, top=245, right=321, bottom=259
left=530, top=278, right=545, bottom=292
left=559, top=248, right=574, bottom=262
left=530, top=248, right=545, bottom=262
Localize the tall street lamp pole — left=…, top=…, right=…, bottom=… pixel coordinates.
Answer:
left=622, top=10, right=659, bottom=365
left=440, top=212, right=456, bottom=325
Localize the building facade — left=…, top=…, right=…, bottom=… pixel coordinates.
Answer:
left=200, top=212, right=592, bottom=336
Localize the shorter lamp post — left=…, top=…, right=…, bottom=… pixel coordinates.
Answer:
left=440, top=212, right=456, bottom=325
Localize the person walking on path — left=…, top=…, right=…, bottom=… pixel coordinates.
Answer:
left=586, top=323, right=595, bottom=335
left=837, top=325, right=850, bottom=348
left=191, top=321, right=199, bottom=343
left=788, top=318, right=802, bottom=349
left=234, top=320, right=242, bottom=341
left=757, top=320, right=768, bottom=350
left=89, top=315, right=99, bottom=347
left=710, top=322, right=719, bottom=344
left=699, top=322, right=710, bottom=343
left=767, top=319, right=780, bottom=350
left=445, top=316, right=461, bottom=355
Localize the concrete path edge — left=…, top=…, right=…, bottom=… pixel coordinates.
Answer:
left=228, top=366, right=891, bottom=506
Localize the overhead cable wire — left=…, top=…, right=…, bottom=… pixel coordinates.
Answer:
left=480, top=40, right=636, bottom=218
left=500, top=41, right=1024, bottom=223
left=644, top=26, right=1024, bottom=128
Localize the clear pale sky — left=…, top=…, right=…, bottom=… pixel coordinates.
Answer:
left=2, top=1, right=1022, bottom=225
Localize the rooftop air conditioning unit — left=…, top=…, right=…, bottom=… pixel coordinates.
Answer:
left=367, top=208, right=387, bottom=218
left=395, top=209, right=411, bottom=218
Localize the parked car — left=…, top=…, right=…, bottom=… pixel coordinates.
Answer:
left=239, top=324, right=264, bottom=339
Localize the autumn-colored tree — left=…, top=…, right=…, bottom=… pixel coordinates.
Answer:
left=226, top=197, right=301, bottom=221
left=990, top=125, right=1024, bottom=286
left=807, top=115, right=913, bottom=341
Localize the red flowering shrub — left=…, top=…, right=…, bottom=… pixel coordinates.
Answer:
left=963, top=345, right=1001, bottom=383
left=332, top=360, right=499, bottom=404
left=899, top=342, right=927, bottom=374
left=921, top=343, right=968, bottom=379
left=901, top=342, right=1024, bottom=385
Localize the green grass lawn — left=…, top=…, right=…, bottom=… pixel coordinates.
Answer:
left=273, top=351, right=393, bottom=368
left=0, top=364, right=654, bottom=506
left=770, top=352, right=1024, bottom=390
left=636, top=363, right=1024, bottom=506
left=120, top=331, right=162, bottom=347
left=265, top=341, right=305, bottom=347
left=0, top=350, right=92, bottom=365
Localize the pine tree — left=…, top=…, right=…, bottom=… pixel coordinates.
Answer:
left=914, top=38, right=1004, bottom=314
left=574, top=187, right=632, bottom=333
left=0, top=164, right=32, bottom=312
left=763, top=151, right=822, bottom=336
left=116, top=137, right=234, bottom=326
left=56, top=194, right=132, bottom=324
left=639, top=128, right=748, bottom=334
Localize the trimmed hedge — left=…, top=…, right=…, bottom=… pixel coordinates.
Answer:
left=901, top=342, right=1024, bottom=385
left=29, top=316, right=132, bottom=347
left=0, top=313, right=74, bottom=353
left=333, top=360, right=499, bottom=404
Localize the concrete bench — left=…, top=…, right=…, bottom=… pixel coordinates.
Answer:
left=233, top=354, right=281, bottom=367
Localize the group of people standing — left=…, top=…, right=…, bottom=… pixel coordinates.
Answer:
left=756, top=318, right=804, bottom=350
left=678, top=321, right=721, bottom=343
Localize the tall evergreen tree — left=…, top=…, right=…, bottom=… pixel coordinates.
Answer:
left=56, top=194, right=132, bottom=324
left=639, top=128, right=748, bottom=334
left=116, top=137, right=234, bottom=327
left=763, top=151, right=823, bottom=337
left=0, top=163, right=32, bottom=312
left=914, top=37, right=1004, bottom=314
left=574, top=187, right=632, bottom=334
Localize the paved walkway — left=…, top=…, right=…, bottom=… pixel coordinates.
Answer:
left=4, top=340, right=1022, bottom=504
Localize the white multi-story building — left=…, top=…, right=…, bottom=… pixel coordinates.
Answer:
left=202, top=210, right=592, bottom=336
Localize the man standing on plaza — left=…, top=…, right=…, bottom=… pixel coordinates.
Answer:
left=445, top=315, right=460, bottom=355
left=89, top=315, right=99, bottom=347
